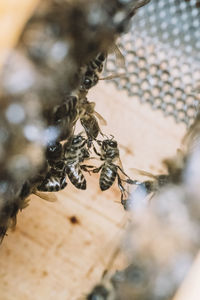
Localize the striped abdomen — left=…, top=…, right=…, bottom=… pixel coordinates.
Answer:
left=100, top=164, right=117, bottom=191
left=37, top=170, right=67, bottom=192
left=54, top=96, right=78, bottom=123
left=80, top=114, right=100, bottom=140
left=66, top=164, right=86, bottom=190
left=54, top=96, right=78, bottom=140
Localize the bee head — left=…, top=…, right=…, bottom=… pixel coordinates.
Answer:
left=102, top=139, right=118, bottom=151
left=87, top=284, right=110, bottom=300
left=83, top=77, right=93, bottom=89
left=72, top=134, right=84, bottom=145
left=82, top=70, right=99, bottom=90
left=97, top=53, right=106, bottom=62
left=46, top=142, right=62, bottom=160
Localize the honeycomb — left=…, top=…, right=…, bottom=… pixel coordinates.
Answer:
left=105, top=0, right=200, bottom=125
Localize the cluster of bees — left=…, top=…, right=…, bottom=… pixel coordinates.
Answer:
left=0, top=0, right=153, bottom=241
left=1, top=0, right=200, bottom=299
left=0, top=0, right=193, bottom=241
left=24, top=51, right=136, bottom=207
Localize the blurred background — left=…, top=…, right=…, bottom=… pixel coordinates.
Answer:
left=0, top=1, right=199, bottom=299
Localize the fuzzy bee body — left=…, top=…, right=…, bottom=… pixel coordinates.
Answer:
left=87, top=282, right=115, bottom=300
left=65, top=163, right=86, bottom=190
left=89, top=53, right=106, bottom=73
left=80, top=53, right=106, bottom=91
left=100, top=163, right=118, bottom=191
left=80, top=113, right=100, bottom=141
left=64, top=134, right=91, bottom=190
left=122, top=165, right=182, bottom=210
left=79, top=98, right=106, bottom=146
left=136, top=174, right=170, bottom=196
left=37, top=142, right=67, bottom=192
left=93, top=138, right=135, bottom=202
left=53, top=95, right=79, bottom=141
left=37, top=164, right=67, bottom=192
left=94, top=139, right=120, bottom=191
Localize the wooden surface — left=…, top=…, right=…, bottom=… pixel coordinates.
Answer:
left=0, top=0, right=40, bottom=67
left=0, top=1, right=199, bottom=300
left=0, top=81, right=186, bottom=300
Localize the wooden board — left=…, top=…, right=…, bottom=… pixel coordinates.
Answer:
left=0, top=1, right=199, bottom=300
left=0, top=80, right=186, bottom=299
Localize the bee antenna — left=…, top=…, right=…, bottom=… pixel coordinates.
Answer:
left=96, top=139, right=102, bottom=145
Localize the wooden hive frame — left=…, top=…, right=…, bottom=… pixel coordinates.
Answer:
left=0, top=1, right=199, bottom=299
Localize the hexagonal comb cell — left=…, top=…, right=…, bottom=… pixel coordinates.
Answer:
left=105, top=0, right=200, bottom=126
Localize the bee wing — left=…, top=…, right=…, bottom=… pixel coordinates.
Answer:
left=110, top=44, right=126, bottom=68
left=34, top=190, right=57, bottom=202
left=130, top=168, right=158, bottom=179
left=116, top=156, right=132, bottom=184
left=99, top=73, right=127, bottom=81
left=162, top=148, right=185, bottom=174
left=93, top=111, right=107, bottom=126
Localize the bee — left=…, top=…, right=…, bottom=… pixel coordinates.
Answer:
left=86, top=262, right=149, bottom=300
left=64, top=134, right=94, bottom=190
left=0, top=0, right=152, bottom=244
left=52, top=93, right=106, bottom=147
left=0, top=166, right=57, bottom=243
left=122, top=148, right=187, bottom=210
left=92, top=137, right=136, bottom=203
left=37, top=142, right=67, bottom=192
left=86, top=280, right=115, bottom=300
left=79, top=97, right=107, bottom=147
left=53, top=95, right=79, bottom=141
left=80, top=53, right=106, bottom=92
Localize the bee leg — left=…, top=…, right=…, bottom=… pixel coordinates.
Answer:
left=0, top=228, right=8, bottom=244
left=92, top=165, right=103, bottom=173
left=116, top=174, right=128, bottom=204
left=116, top=165, right=135, bottom=183
left=99, top=131, right=106, bottom=138
left=93, top=144, right=101, bottom=157
left=60, top=176, right=67, bottom=190
left=121, top=178, right=138, bottom=185
left=95, top=139, right=103, bottom=146
left=80, top=165, right=95, bottom=174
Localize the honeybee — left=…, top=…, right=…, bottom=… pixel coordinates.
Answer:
left=80, top=44, right=127, bottom=94
left=86, top=279, right=115, bottom=300
left=53, top=95, right=78, bottom=141
left=92, top=137, right=136, bottom=202
left=121, top=170, right=170, bottom=210
left=37, top=142, right=67, bottom=192
left=64, top=134, right=94, bottom=190
left=79, top=97, right=107, bottom=147
left=80, top=53, right=106, bottom=92
left=0, top=0, right=152, bottom=244
left=37, top=165, right=67, bottom=192
left=86, top=262, right=149, bottom=300
left=0, top=168, right=57, bottom=243
left=122, top=148, right=187, bottom=210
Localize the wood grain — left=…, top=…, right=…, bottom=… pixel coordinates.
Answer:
left=0, top=80, right=186, bottom=300
left=0, top=1, right=199, bottom=300
left=0, top=0, right=40, bottom=67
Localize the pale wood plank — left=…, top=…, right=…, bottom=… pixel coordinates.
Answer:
left=0, top=1, right=198, bottom=300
